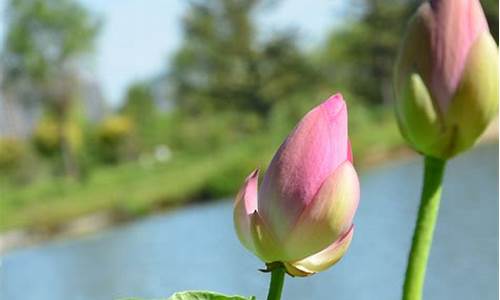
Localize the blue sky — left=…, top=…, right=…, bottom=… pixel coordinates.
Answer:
left=1, top=0, right=350, bottom=106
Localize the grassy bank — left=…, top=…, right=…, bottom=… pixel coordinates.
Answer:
left=0, top=136, right=271, bottom=232
left=0, top=115, right=404, bottom=233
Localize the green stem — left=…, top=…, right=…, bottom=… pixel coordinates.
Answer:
left=266, top=267, right=286, bottom=300
left=403, top=156, right=446, bottom=300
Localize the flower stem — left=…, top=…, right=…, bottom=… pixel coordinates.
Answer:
left=403, top=156, right=446, bottom=300
left=266, top=266, right=286, bottom=300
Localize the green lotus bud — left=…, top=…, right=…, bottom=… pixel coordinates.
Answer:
left=394, top=0, right=498, bottom=159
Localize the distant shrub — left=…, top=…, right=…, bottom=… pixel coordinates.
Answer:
left=167, top=112, right=264, bottom=154
left=0, top=138, right=39, bottom=184
left=33, top=117, right=82, bottom=157
left=200, top=162, right=251, bottom=199
left=196, top=140, right=271, bottom=200
left=0, top=138, right=25, bottom=172
left=96, top=115, right=136, bottom=163
left=33, top=118, right=60, bottom=156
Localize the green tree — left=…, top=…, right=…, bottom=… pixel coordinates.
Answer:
left=121, top=82, right=156, bottom=148
left=319, top=0, right=419, bottom=106
left=171, top=0, right=262, bottom=114
left=2, top=0, right=99, bottom=178
left=122, top=83, right=155, bottom=121
left=170, top=0, right=321, bottom=118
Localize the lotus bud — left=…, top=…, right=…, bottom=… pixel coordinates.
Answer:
left=233, top=94, right=359, bottom=276
left=394, top=0, right=498, bottom=159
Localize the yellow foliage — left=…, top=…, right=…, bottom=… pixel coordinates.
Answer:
left=97, top=115, right=134, bottom=145
left=0, top=138, right=25, bottom=171
left=33, top=117, right=83, bottom=156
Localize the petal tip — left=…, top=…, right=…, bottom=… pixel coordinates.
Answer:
left=321, top=93, right=346, bottom=117
left=248, top=168, right=260, bottom=181
left=235, top=169, right=260, bottom=214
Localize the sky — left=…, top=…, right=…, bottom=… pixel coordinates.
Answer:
left=1, top=0, right=349, bottom=107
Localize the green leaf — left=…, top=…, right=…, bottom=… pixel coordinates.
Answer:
left=168, top=291, right=256, bottom=300
left=120, top=290, right=255, bottom=300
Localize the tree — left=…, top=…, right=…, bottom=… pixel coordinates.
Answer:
left=170, top=0, right=321, bottom=119
left=171, top=0, right=262, bottom=114
left=121, top=82, right=155, bottom=123
left=319, top=0, right=420, bottom=106
left=121, top=82, right=155, bottom=148
left=2, top=0, right=99, bottom=178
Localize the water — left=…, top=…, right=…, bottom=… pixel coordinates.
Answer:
left=1, top=144, right=498, bottom=300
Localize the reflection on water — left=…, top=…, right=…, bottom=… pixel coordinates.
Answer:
left=0, top=144, right=498, bottom=300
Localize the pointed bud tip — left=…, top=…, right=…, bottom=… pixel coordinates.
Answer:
left=320, top=93, right=346, bottom=119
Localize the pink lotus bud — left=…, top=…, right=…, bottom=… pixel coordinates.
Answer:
left=394, top=0, right=498, bottom=159
left=233, top=94, right=359, bottom=276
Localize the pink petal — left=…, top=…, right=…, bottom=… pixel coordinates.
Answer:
left=426, top=0, right=489, bottom=112
left=258, top=94, right=350, bottom=241
left=347, top=139, right=353, bottom=163
left=282, top=161, right=359, bottom=261
left=233, top=169, right=259, bottom=252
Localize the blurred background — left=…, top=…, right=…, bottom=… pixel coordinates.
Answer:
left=0, top=0, right=498, bottom=299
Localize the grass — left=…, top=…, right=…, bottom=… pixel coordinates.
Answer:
left=0, top=114, right=405, bottom=233
left=0, top=136, right=275, bottom=232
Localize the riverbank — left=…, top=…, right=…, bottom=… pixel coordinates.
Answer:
left=1, top=120, right=496, bottom=254
left=0, top=145, right=414, bottom=253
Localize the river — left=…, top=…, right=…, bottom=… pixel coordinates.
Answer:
left=0, top=144, right=498, bottom=300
